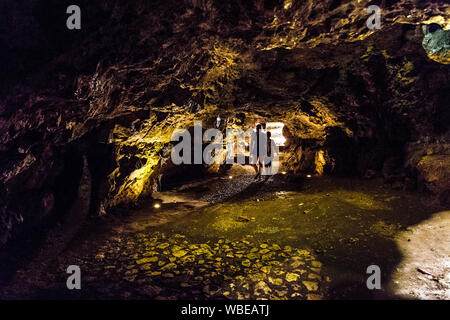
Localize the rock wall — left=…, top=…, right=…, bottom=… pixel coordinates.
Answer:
left=0, top=0, right=449, bottom=245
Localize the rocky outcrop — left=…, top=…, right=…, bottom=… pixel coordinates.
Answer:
left=405, top=135, right=450, bottom=205
left=417, top=155, right=450, bottom=204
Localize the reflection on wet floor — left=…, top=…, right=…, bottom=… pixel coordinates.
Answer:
left=2, top=174, right=447, bottom=300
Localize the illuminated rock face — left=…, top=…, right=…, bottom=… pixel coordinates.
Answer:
left=0, top=0, right=449, bottom=244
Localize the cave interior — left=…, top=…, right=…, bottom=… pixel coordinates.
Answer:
left=0, top=0, right=449, bottom=300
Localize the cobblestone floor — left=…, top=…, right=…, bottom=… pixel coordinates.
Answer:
left=1, top=176, right=446, bottom=300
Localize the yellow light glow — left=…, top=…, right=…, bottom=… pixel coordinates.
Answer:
left=284, top=0, right=292, bottom=10
left=229, top=176, right=233, bottom=179
left=154, top=203, right=161, bottom=209
left=315, top=150, right=326, bottom=175
left=282, top=171, right=287, bottom=175
left=306, top=174, right=312, bottom=178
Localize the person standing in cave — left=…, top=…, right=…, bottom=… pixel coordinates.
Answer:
left=250, top=123, right=267, bottom=178
left=262, top=131, right=274, bottom=174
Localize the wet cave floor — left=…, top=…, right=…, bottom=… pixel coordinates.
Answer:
left=2, top=174, right=448, bottom=300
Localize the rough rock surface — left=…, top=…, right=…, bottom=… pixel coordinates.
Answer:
left=392, top=211, right=450, bottom=300
left=0, top=0, right=449, bottom=244
left=35, top=231, right=327, bottom=300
